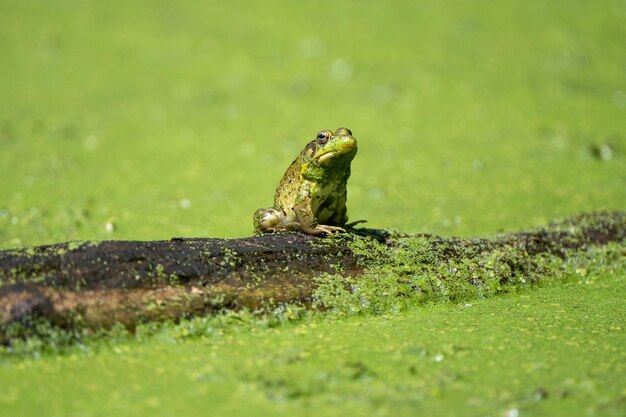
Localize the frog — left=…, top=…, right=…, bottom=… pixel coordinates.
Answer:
left=253, top=127, right=359, bottom=236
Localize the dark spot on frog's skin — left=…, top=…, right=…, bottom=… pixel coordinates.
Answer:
left=303, top=141, right=316, bottom=159
left=317, top=195, right=336, bottom=215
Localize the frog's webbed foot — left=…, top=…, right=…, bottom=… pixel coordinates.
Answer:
left=309, top=224, right=346, bottom=236
left=311, top=220, right=367, bottom=236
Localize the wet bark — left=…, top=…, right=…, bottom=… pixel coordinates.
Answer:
left=0, top=211, right=623, bottom=335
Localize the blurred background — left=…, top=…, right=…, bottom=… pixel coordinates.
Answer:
left=1, top=0, right=624, bottom=248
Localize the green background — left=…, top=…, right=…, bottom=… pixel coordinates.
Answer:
left=1, top=0, right=624, bottom=249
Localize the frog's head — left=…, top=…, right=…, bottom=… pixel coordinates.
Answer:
left=300, top=127, right=357, bottom=179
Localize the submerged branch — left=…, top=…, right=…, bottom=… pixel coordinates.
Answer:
left=0, top=211, right=624, bottom=337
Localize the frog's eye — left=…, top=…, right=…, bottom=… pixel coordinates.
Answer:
left=316, top=131, right=331, bottom=144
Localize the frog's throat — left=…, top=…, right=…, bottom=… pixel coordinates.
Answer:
left=316, top=145, right=357, bottom=165
left=317, top=152, right=334, bottom=164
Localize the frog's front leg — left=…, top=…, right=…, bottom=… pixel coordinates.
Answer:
left=293, top=199, right=346, bottom=236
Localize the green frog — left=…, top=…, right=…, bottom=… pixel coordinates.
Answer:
left=253, top=127, right=359, bottom=236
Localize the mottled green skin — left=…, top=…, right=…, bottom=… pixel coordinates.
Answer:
left=254, top=127, right=358, bottom=236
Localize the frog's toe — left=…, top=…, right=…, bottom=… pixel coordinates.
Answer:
left=317, top=225, right=347, bottom=234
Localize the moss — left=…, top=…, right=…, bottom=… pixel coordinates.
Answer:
left=66, top=241, right=96, bottom=252
left=312, top=218, right=625, bottom=316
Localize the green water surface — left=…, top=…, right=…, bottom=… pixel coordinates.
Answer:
left=1, top=273, right=624, bottom=417
left=1, top=0, right=624, bottom=247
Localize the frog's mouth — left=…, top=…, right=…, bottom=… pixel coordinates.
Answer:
left=316, top=137, right=357, bottom=164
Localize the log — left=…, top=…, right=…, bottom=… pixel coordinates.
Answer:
left=0, top=211, right=624, bottom=337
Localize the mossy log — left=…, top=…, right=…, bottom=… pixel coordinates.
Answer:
left=0, top=211, right=624, bottom=335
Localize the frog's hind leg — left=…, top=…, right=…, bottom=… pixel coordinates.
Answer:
left=253, top=208, right=288, bottom=234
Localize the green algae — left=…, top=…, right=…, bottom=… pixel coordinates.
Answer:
left=1, top=221, right=623, bottom=417
left=312, top=211, right=625, bottom=316
left=1, top=1, right=625, bottom=248
left=313, top=239, right=624, bottom=317
left=1, top=265, right=624, bottom=417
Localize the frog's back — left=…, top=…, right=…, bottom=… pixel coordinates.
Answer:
left=273, top=156, right=302, bottom=210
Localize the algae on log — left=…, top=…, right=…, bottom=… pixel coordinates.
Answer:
left=0, top=211, right=624, bottom=334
